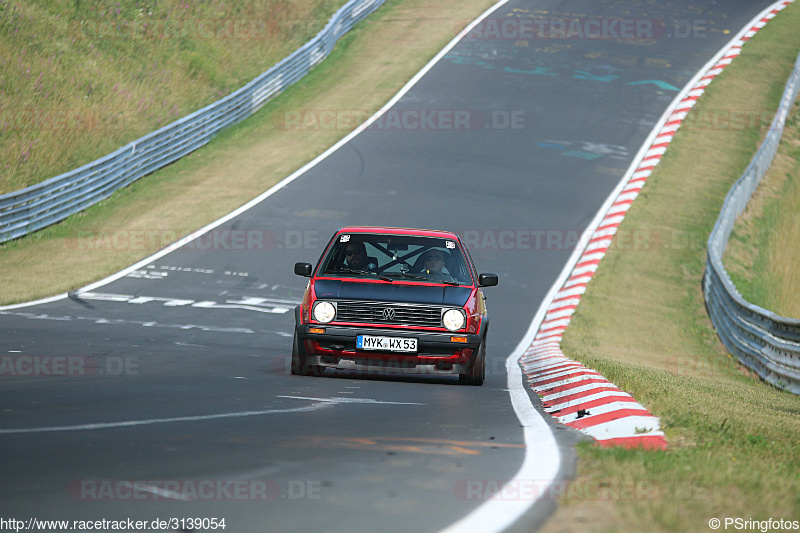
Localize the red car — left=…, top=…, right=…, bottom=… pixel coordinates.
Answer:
left=292, top=227, right=497, bottom=385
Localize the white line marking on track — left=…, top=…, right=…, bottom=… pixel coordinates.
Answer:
left=278, top=395, right=423, bottom=406
left=134, top=484, right=192, bottom=502
left=0, top=311, right=255, bottom=334
left=0, top=403, right=332, bottom=435
left=441, top=349, right=561, bottom=533
left=77, top=292, right=293, bottom=314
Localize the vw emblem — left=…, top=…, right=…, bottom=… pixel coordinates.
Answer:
left=382, top=308, right=396, bottom=321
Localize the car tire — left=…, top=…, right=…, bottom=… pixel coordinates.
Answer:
left=291, top=332, right=320, bottom=377
left=459, top=340, right=486, bottom=386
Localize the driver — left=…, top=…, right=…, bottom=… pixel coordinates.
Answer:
left=419, top=249, right=454, bottom=281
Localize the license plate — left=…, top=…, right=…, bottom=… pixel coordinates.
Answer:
left=356, top=335, right=417, bottom=352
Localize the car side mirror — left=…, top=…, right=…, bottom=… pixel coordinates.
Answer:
left=294, top=262, right=313, bottom=277
left=478, top=273, right=498, bottom=287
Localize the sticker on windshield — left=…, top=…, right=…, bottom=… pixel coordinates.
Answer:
left=446, top=241, right=455, bottom=249
left=340, top=235, right=350, bottom=243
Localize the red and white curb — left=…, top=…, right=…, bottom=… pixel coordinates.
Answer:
left=518, top=0, right=795, bottom=450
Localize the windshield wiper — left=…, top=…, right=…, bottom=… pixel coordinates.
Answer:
left=328, top=268, right=393, bottom=282
left=384, top=272, right=460, bottom=286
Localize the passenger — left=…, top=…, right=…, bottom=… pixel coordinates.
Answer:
left=345, top=242, right=377, bottom=271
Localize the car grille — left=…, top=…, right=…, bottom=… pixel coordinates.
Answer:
left=335, top=300, right=443, bottom=328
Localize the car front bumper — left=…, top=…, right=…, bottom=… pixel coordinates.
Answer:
left=295, top=324, right=482, bottom=372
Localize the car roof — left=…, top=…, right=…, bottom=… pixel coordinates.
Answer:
left=336, top=226, right=460, bottom=239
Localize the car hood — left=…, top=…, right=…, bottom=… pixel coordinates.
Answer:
left=314, top=279, right=471, bottom=306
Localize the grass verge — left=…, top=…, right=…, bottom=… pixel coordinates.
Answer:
left=0, top=0, right=496, bottom=305
left=538, top=4, right=800, bottom=532
left=724, top=100, right=800, bottom=318
left=0, top=0, right=348, bottom=194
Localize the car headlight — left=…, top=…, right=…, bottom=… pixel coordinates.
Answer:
left=442, top=309, right=466, bottom=331
left=312, top=301, right=336, bottom=323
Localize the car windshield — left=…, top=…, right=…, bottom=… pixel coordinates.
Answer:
left=320, top=233, right=473, bottom=285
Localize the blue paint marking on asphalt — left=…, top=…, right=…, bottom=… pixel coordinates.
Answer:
left=503, top=66, right=557, bottom=76
left=627, top=79, right=680, bottom=90
left=446, top=54, right=682, bottom=91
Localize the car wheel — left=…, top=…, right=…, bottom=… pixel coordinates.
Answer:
left=291, top=332, right=320, bottom=377
left=459, top=340, right=485, bottom=386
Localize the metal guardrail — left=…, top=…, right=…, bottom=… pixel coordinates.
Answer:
left=0, top=0, right=385, bottom=243
left=704, top=51, right=800, bottom=395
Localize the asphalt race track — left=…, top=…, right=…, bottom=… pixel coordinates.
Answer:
left=0, top=1, right=776, bottom=531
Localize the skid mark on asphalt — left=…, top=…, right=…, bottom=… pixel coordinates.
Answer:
left=278, top=436, right=524, bottom=456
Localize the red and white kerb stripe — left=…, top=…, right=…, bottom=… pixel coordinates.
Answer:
left=518, top=0, right=795, bottom=450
